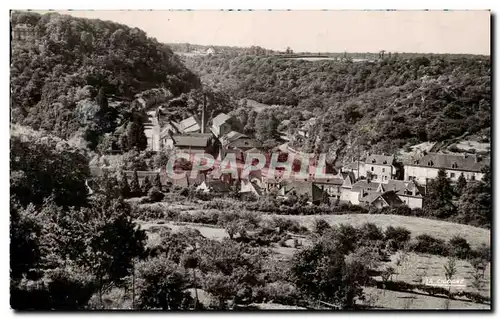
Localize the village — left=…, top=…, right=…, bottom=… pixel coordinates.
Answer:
left=90, top=93, right=490, bottom=211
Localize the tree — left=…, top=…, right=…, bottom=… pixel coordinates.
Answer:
left=10, top=131, right=90, bottom=207
left=148, top=187, right=164, bottom=203
left=153, top=173, right=162, bottom=190
left=125, top=116, right=147, bottom=151
left=290, top=239, right=366, bottom=309
left=443, top=257, right=457, bottom=297
left=86, top=198, right=147, bottom=305
left=254, top=111, right=278, bottom=142
left=130, top=170, right=141, bottom=197
left=119, top=171, right=131, bottom=198
left=424, top=168, right=455, bottom=218
left=135, top=256, right=191, bottom=310
left=141, top=176, right=152, bottom=195
left=181, top=252, right=201, bottom=309
left=456, top=180, right=491, bottom=228
left=455, top=173, right=467, bottom=195
left=10, top=200, right=42, bottom=280
left=153, top=149, right=171, bottom=169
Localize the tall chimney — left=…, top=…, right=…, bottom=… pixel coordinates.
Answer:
left=201, top=93, right=207, bottom=134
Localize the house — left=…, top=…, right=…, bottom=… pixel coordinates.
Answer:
left=171, top=133, right=218, bottom=156
left=196, top=180, right=231, bottom=194
left=240, top=179, right=264, bottom=199
left=403, top=153, right=489, bottom=185
left=211, top=113, right=233, bottom=138
left=178, top=115, right=201, bottom=133
left=206, top=47, right=216, bottom=55
left=344, top=180, right=381, bottom=205
left=367, top=191, right=404, bottom=209
left=282, top=181, right=328, bottom=205
left=343, top=178, right=424, bottom=209
left=160, top=121, right=181, bottom=149
left=342, top=161, right=366, bottom=181
left=377, top=180, right=425, bottom=209
left=219, top=132, right=263, bottom=161
left=312, top=177, right=345, bottom=200
left=364, top=154, right=397, bottom=183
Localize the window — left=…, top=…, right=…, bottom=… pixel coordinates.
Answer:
left=471, top=175, right=476, bottom=181
left=372, top=174, right=378, bottom=180
left=371, top=167, right=374, bottom=171
left=450, top=173, right=455, bottom=178
left=382, top=168, right=385, bottom=173
left=384, top=176, right=388, bottom=180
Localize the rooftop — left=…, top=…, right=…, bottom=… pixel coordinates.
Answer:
left=404, top=152, right=489, bottom=172
left=212, top=113, right=231, bottom=127
left=172, top=133, right=212, bottom=147
left=179, top=116, right=201, bottom=133
left=365, top=154, right=394, bottom=166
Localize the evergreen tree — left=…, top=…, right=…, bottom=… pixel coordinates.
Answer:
left=424, top=168, right=455, bottom=218
left=141, top=176, right=152, bottom=195
left=119, top=171, right=131, bottom=198
left=456, top=173, right=467, bottom=195
left=126, top=116, right=148, bottom=151
left=153, top=173, right=162, bottom=190
left=130, top=170, right=141, bottom=197
left=456, top=165, right=491, bottom=228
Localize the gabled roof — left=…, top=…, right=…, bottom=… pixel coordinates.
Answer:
left=351, top=180, right=381, bottom=192
left=365, top=154, right=394, bottom=166
left=284, top=181, right=325, bottom=202
left=179, top=116, right=201, bottom=133
left=360, top=191, right=383, bottom=204
left=370, top=191, right=404, bottom=206
left=172, top=133, right=212, bottom=148
left=160, top=121, right=181, bottom=138
left=404, top=153, right=489, bottom=173
left=344, top=162, right=365, bottom=170
left=212, top=113, right=231, bottom=128
left=221, top=131, right=248, bottom=145
left=227, top=138, right=262, bottom=149
left=311, top=176, right=344, bottom=185
left=385, top=180, right=425, bottom=197
left=240, top=179, right=263, bottom=196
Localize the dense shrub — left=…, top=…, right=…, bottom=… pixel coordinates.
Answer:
left=384, top=226, right=411, bottom=249
left=313, top=218, right=331, bottom=235
left=147, top=187, right=164, bottom=203
left=358, top=223, right=385, bottom=245
left=411, top=234, right=449, bottom=256
left=447, top=236, right=472, bottom=260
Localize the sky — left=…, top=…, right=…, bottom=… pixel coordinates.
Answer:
left=46, top=10, right=490, bottom=55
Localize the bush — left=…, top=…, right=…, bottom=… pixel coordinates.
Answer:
left=358, top=223, right=385, bottom=245
left=260, top=281, right=299, bottom=305
left=447, top=236, right=471, bottom=259
left=147, top=187, right=164, bottom=203
left=384, top=226, right=411, bottom=249
left=313, top=219, right=331, bottom=235
left=411, top=234, right=448, bottom=256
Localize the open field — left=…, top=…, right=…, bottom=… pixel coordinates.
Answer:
left=361, top=287, right=490, bottom=310
left=381, top=252, right=491, bottom=297
left=263, top=214, right=490, bottom=248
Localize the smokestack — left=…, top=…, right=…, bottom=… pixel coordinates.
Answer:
left=201, top=93, right=207, bottom=134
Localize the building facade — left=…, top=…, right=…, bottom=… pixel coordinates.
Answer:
left=403, top=153, right=488, bottom=185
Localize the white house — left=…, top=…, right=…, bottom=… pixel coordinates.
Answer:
left=403, top=153, right=489, bottom=185
left=364, top=154, right=397, bottom=184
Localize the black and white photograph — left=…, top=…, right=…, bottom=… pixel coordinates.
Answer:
left=9, top=8, right=492, bottom=311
